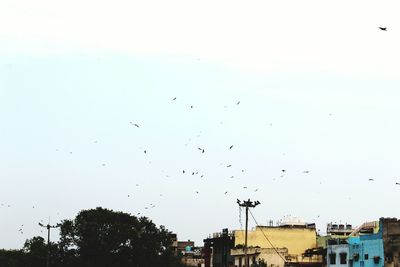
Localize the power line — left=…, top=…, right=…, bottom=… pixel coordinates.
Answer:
left=248, top=209, right=287, bottom=263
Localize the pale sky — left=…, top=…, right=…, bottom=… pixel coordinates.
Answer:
left=1, top=0, right=400, bottom=249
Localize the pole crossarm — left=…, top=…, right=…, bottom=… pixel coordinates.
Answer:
left=237, top=199, right=260, bottom=267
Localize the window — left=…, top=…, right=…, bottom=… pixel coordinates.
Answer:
left=330, top=253, right=337, bottom=265
left=373, top=256, right=380, bottom=264
left=365, top=254, right=369, bottom=260
left=353, top=253, right=360, bottom=261
left=340, top=253, right=348, bottom=264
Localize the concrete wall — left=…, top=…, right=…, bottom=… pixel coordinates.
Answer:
left=235, top=226, right=317, bottom=257
left=231, top=247, right=288, bottom=267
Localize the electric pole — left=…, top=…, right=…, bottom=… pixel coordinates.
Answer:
left=39, top=222, right=61, bottom=267
left=237, top=199, right=260, bottom=267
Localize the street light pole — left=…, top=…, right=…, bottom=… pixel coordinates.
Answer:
left=39, top=222, right=61, bottom=267
left=237, top=199, right=260, bottom=267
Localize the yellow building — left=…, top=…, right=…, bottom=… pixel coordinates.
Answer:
left=234, top=225, right=322, bottom=265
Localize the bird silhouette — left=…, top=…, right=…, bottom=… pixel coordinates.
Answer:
left=229, top=145, right=233, bottom=149
left=237, top=101, right=240, bottom=105
left=395, top=182, right=400, bottom=185
left=172, top=97, right=177, bottom=101
left=379, top=27, right=387, bottom=31
left=227, top=165, right=232, bottom=168
left=368, top=178, right=374, bottom=181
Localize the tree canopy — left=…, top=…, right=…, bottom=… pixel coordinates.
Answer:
left=0, top=207, right=184, bottom=267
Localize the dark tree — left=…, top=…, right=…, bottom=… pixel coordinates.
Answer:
left=0, top=249, right=26, bottom=267
left=58, top=207, right=181, bottom=267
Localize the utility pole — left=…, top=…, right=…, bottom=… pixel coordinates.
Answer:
left=39, top=222, right=61, bottom=267
left=237, top=199, right=260, bottom=267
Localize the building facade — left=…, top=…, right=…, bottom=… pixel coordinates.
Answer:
left=204, top=228, right=235, bottom=267
left=234, top=223, right=323, bottom=267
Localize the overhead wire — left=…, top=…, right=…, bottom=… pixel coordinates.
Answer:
left=248, top=208, right=287, bottom=263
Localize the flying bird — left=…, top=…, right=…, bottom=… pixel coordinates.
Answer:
left=225, top=191, right=228, bottom=194
left=379, top=27, right=387, bottom=31
left=395, top=182, right=400, bottom=185
left=282, top=169, right=286, bottom=172
left=303, top=171, right=310, bottom=174
left=368, top=178, right=374, bottom=181
left=229, top=145, right=233, bottom=149
left=227, top=165, right=232, bottom=168
left=237, top=101, right=240, bottom=105
left=172, top=97, right=177, bottom=101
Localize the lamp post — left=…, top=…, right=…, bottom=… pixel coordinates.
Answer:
left=38, top=222, right=61, bottom=267
left=237, top=199, right=260, bottom=267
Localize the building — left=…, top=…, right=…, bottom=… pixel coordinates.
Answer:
left=233, top=219, right=323, bottom=267
left=348, top=218, right=400, bottom=267
left=326, top=218, right=400, bottom=267
left=327, top=223, right=354, bottom=238
left=327, top=239, right=350, bottom=267
left=381, top=218, right=400, bottom=267
left=325, top=223, right=354, bottom=267
left=204, top=228, right=235, bottom=267
left=348, top=220, right=383, bottom=267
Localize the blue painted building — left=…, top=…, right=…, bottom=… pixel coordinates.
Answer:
left=348, top=221, right=384, bottom=267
